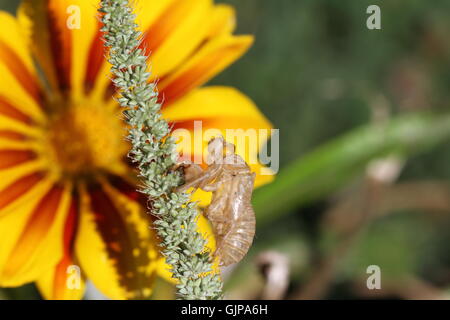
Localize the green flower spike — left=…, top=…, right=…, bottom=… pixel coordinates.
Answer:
left=99, top=0, right=223, bottom=300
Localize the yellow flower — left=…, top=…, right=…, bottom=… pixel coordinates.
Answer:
left=0, top=0, right=273, bottom=300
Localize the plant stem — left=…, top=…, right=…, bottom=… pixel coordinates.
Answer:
left=99, top=0, right=222, bottom=300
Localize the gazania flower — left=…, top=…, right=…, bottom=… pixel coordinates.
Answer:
left=0, top=0, right=273, bottom=300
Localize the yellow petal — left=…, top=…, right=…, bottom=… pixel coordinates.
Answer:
left=0, top=175, right=53, bottom=279
left=18, top=0, right=56, bottom=90
left=189, top=188, right=213, bottom=207
left=0, top=98, right=32, bottom=126
left=0, top=182, right=71, bottom=286
left=75, top=180, right=159, bottom=300
left=37, top=193, right=85, bottom=300
left=69, top=0, right=100, bottom=100
left=164, top=86, right=271, bottom=126
left=0, top=63, right=45, bottom=124
left=0, top=98, right=44, bottom=146
left=18, top=0, right=72, bottom=92
left=207, top=4, right=236, bottom=38
left=146, top=0, right=213, bottom=79
left=0, top=11, right=41, bottom=102
left=135, top=0, right=175, bottom=32
left=0, top=171, right=53, bottom=217
left=158, top=35, right=253, bottom=104
left=165, top=86, right=272, bottom=164
left=0, top=11, right=34, bottom=73
left=86, top=0, right=175, bottom=89
left=0, top=139, right=38, bottom=152
left=88, top=0, right=206, bottom=100
left=0, top=145, right=34, bottom=164
left=36, top=258, right=86, bottom=300
left=0, top=95, right=45, bottom=139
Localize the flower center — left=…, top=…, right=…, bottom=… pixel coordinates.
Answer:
left=46, top=99, right=127, bottom=178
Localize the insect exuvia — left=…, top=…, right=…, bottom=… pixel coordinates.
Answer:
left=176, top=137, right=256, bottom=266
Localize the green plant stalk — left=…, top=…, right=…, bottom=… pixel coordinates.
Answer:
left=99, top=0, right=222, bottom=299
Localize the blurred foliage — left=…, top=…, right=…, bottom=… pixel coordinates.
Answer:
left=0, top=0, right=17, bottom=12
left=1, top=0, right=450, bottom=299
left=345, top=212, right=433, bottom=279
left=216, top=0, right=450, bottom=164
left=253, top=112, right=450, bottom=225
left=215, top=0, right=450, bottom=300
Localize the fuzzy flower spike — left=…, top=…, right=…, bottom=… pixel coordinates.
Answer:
left=99, top=0, right=223, bottom=299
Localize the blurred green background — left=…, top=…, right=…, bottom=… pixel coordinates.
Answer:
left=1, top=0, right=450, bottom=299
left=217, top=0, right=450, bottom=299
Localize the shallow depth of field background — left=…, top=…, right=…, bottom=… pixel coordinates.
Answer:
left=1, top=0, right=450, bottom=299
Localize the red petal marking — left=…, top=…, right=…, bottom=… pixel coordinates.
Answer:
left=52, top=191, right=79, bottom=299
left=0, top=172, right=44, bottom=210
left=5, top=184, right=63, bottom=272
left=85, top=23, right=105, bottom=93
left=0, top=131, right=26, bottom=141
left=88, top=185, right=135, bottom=269
left=159, top=47, right=236, bottom=106
left=51, top=257, right=73, bottom=299
left=0, top=41, right=42, bottom=104
left=87, top=183, right=155, bottom=297
left=85, top=0, right=193, bottom=96
left=107, top=174, right=147, bottom=207
left=0, top=96, right=32, bottom=124
left=63, top=192, right=78, bottom=255
left=0, top=150, right=36, bottom=170
left=139, top=0, right=185, bottom=56
left=47, top=1, right=72, bottom=92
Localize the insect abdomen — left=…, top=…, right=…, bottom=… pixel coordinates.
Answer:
left=215, top=207, right=256, bottom=266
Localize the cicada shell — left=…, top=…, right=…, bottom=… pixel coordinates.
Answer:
left=177, top=137, right=256, bottom=266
